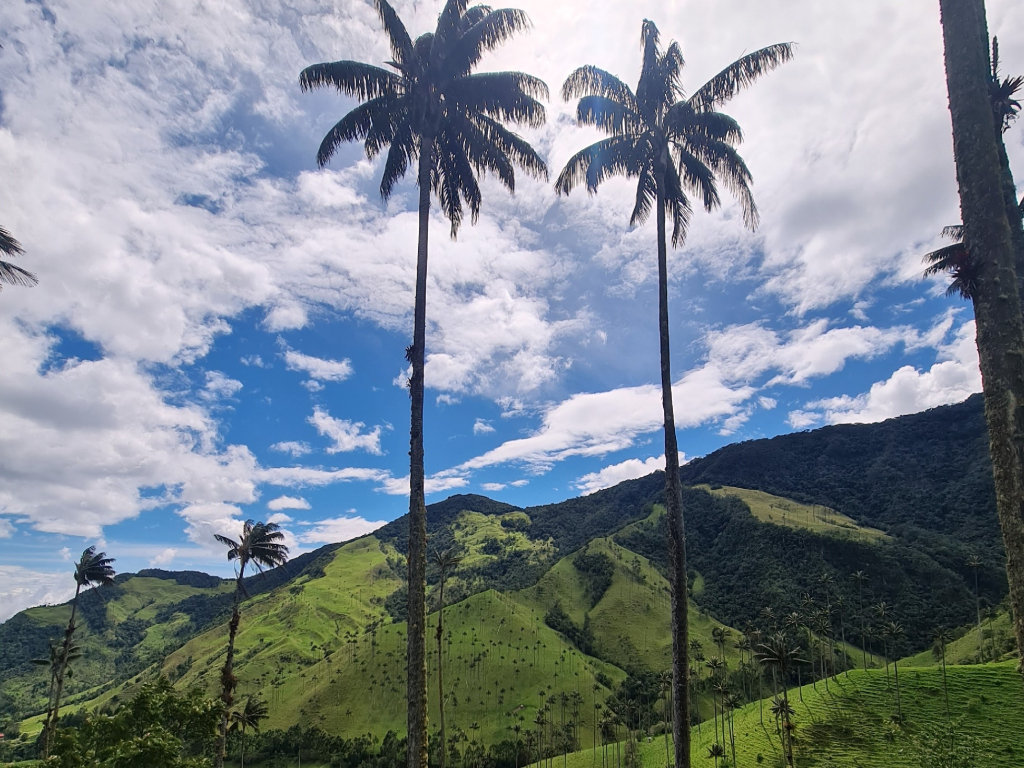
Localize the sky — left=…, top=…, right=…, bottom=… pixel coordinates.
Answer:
left=0, top=0, right=1021, bottom=622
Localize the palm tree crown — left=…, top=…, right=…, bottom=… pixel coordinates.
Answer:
left=555, top=20, right=792, bottom=245
left=214, top=520, right=289, bottom=579
left=74, top=547, right=116, bottom=589
left=299, top=0, right=548, bottom=235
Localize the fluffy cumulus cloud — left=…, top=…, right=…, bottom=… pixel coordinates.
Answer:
left=789, top=320, right=981, bottom=428
left=0, top=566, right=75, bottom=623
left=473, top=419, right=496, bottom=435
left=150, top=548, right=178, bottom=567
left=308, top=407, right=383, bottom=455
left=296, top=514, right=386, bottom=546
left=270, top=441, right=312, bottom=457
left=575, top=455, right=668, bottom=495
left=267, top=495, right=311, bottom=511
left=283, top=349, right=353, bottom=382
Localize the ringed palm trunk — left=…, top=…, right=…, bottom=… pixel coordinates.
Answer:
left=655, top=165, right=691, bottom=768
left=437, top=574, right=447, bottom=768
left=217, top=575, right=244, bottom=768
left=940, top=0, right=1024, bottom=675
left=44, top=581, right=83, bottom=757
left=407, top=135, right=433, bottom=768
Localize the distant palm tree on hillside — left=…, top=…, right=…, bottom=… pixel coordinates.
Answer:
left=229, top=696, right=269, bottom=768
left=213, top=520, right=289, bottom=768
left=44, top=547, right=115, bottom=757
left=299, top=6, right=547, bottom=765
left=556, top=22, right=792, bottom=768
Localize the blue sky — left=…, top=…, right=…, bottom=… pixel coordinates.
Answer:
left=0, top=0, right=1021, bottom=620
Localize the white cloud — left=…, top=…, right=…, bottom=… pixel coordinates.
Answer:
left=283, top=349, right=353, bottom=382
left=0, top=519, right=13, bottom=539
left=150, top=548, right=178, bottom=567
left=257, top=466, right=390, bottom=488
left=0, top=566, right=74, bottom=623
left=481, top=482, right=506, bottom=492
left=789, top=320, right=981, bottom=427
left=296, top=514, right=385, bottom=545
left=575, top=455, right=667, bottom=495
left=269, top=441, right=312, bottom=457
left=267, top=495, right=311, bottom=511
left=201, top=370, right=243, bottom=401
left=240, top=355, right=266, bottom=368
left=308, top=406, right=383, bottom=455
left=473, top=418, right=496, bottom=435
left=267, top=512, right=293, bottom=525
left=378, top=474, right=471, bottom=496
left=509, top=479, right=529, bottom=488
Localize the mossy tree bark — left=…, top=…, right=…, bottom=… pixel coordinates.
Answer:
left=939, top=0, right=1024, bottom=674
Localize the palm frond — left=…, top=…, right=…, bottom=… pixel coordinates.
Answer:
left=635, top=19, right=663, bottom=113
left=689, top=43, right=795, bottom=112
left=941, top=224, right=964, bottom=241
left=436, top=138, right=482, bottom=237
left=674, top=147, right=720, bottom=214
left=314, top=95, right=401, bottom=167
left=554, top=135, right=640, bottom=196
left=448, top=71, right=548, bottom=127
left=380, top=120, right=417, bottom=201
left=373, top=0, right=414, bottom=69
left=666, top=105, right=743, bottom=144
left=0, top=260, right=38, bottom=288
left=299, top=61, right=399, bottom=100
left=662, top=162, right=694, bottom=247
left=446, top=114, right=516, bottom=190
left=922, top=242, right=976, bottom=300
left=0, top=226, right=24, bottom=257
left=75, top=547, right=116, bottom=588
left=685, top=138, right=757, bottom=228
left=446, top=8, right=533, bottom=76
left=459, top=6, right=493, bottom=32
left=470, top=114, right=547, bottom=180
left=575, top=95, right=644, bottom=136
left=561, top=66, right=637, bottom=111
left=629, top=165, right=657, bottom=227
left=433, top=0, right=472, bottom=66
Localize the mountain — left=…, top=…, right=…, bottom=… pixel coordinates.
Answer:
left=0, top=395, right=1013, bottom=747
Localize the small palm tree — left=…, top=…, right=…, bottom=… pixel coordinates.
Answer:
left=300, top=7, right=547, bottom=765
left=768, top=696, right=796, bottom=766
left=705, top=742, right=725, bottom=767
left=213, top=520, right=289, bottom=768
left=434, top=547, right=464, bottom=768
left=756, top=633, right=803, bottom=767
left=0, top=225, right=38, bottom=290
left=43, top=547, right=115, bottom=756
left=557, top=29, right=792, bottom=766
left=229, top=696, right=269, bottom=768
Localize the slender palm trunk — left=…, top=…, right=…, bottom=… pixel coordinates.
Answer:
left=655, top=167, right=690, bottom=768
left=437, top=576, right=448, bottom=768
left=940, top=0, right=1024, bottom=678
left=858, top=587, right=867, bottom=671
left=44, top=581, right=83, bottom=757
left=241, top=730, right=246, bottom=768
left=781, top=688, right=794, bottom=768
left=940, top=649, right=951, bottom=727
left=973, top=568, right=984, bottom=661
left=893, top=658, right=902, bottom=720
left=217, top=575, right=245, bottom=768
left=408, top=137, right=433, bottom=768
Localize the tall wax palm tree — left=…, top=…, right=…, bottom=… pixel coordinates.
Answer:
left=883, top=621, right=905, bottom=721
left=43, top=547, right=115, bottom=757
left=932, top=629, right=953, bottom=728
left=434, top=547, right=464, bottom=768
left=33, top=641, right=81, bottom=747
left=0, top=226, right=38, bottom=290
left=938, top=0, right=1024, bottom=675
left=229, top=696, right=269, bottom=768
left=300, top=7, right=547, bottom=765
left=967, top=554, right=985, bottom=661
left=851, top=570, right=869, bottom=671
left=756, top=633, right=803, bottom=768
left=556, top=23, right=792, bottom=768
left=213, top=520, right=289, bottom=768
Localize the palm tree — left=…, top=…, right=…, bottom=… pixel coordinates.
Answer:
left=883, top=621, right=905, bottom=722
left=434, top=548, right=463, bottom=768
left=213, top=520, right=289, bottom=768
left=967, top=554, right=985, bottom=662
left=556, top=23, right=792, bottom=768
left=705, top=742, right=725, bottom=767
left=0, top=226, right=38, bottom=290
left=43, top=546, right=115, bottom=757
left=938, top=0, right=1024, bottom=672
left=932, top=629, right=953, bottom=728
left=756, top=633, right=803, bottom=768
left=32, top=641, right=81, bottom=744
left=229, top=696, right=269, bottom=768
left=300, top=7, right=547, bottom=765
left=851, top=570, right=869, bottom=671
left=768, top=696, right=796, bottom=767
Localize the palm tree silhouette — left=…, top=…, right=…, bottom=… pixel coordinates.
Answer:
left=0, top=226, right=38, bottom=290
left=44, top=546, right=115, bottom=757
left=213, top=520, right=289, bottom=768
left=556, top=23, right=791, bottom=768
left=299, top=6, right=547, bottom=764
left=229, top=696, right=269, bottom=768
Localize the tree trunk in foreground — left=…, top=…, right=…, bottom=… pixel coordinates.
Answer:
left=407, top=136, right=433, bottom=768
left=655, top=169, right=691, bottom=768
left=939, top=0, right=1024, bottom=674
left=45, top=581, right=83, bottom=758
left=437, top=573, right=447, bottom=768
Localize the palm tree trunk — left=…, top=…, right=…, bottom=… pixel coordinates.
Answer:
left=974, top=568, right=983, bottom=661
left=940, top=0, right=1024, bottom=677
left=44, top=581, right=83, bottom=757
left=893, top=659, right=902, bottom=721
left=655, top=169, right=690, bottom=768
left=217, top=575, right=244, bottom=768
left=408, top=136, right=433, bottom=768
left=438, top=576, right=447, bottom=768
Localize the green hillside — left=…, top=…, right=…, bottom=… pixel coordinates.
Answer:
left=547, top=663, right=1024, bottom=768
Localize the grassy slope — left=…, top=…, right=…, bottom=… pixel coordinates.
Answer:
left=546, top=663, right=1024, bottom=768
left=901, top=609, right=1017, bottom=667
left=699, top=485, right=888, bottom=542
